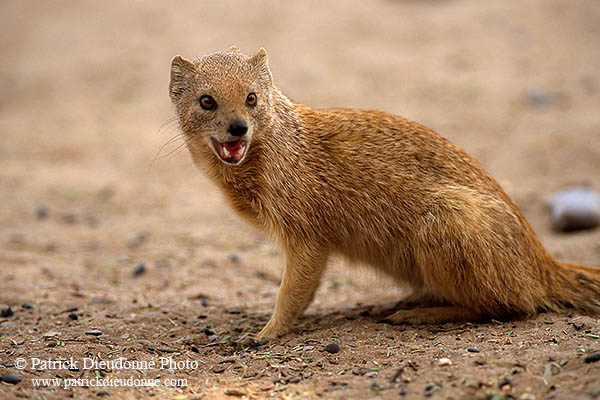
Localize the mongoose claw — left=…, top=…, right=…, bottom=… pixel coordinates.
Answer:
left=237, top=333, right=267, bottom=348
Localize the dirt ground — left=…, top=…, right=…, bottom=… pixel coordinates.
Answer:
left=1, top=1, right=600, bottom=399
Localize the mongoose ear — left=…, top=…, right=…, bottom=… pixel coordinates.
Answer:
left=251, top=47, right=268, bottom=62
left=249, top=48, right=273, bottom=84
left=169, top=55, right=196, bottom=100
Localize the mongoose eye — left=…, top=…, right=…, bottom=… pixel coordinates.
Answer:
left=246, top=93, right=257, bottom=107
left=199, top=95, right=216, bottom=111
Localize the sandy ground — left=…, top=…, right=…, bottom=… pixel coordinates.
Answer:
left=1, top=0, right=600, bottom=399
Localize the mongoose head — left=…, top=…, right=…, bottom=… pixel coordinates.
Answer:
left=169, top=47, right=273, bottom=166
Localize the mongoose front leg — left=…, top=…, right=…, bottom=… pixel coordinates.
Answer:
left=256, top=245, right=328, bottom=342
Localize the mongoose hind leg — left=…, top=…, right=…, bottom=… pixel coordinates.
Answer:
left=256, top=245, right=328, bottom=342
left=384, top=306, right=486, bottom=325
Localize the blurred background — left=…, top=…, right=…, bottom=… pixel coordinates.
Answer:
left=1, top=0, right=599, bottom=308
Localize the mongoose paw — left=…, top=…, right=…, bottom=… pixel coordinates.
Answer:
left=381, top=309, right=423, bottom=325
left=255, top=321, right=289, bottom=343
left=238, top=335, right=267, bottom=348
left=383, top=306, right=480, bottom=325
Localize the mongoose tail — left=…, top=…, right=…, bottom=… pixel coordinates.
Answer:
left=549, top=261, right=600, bottom=312
left=384, top=259, right=600, bottom=325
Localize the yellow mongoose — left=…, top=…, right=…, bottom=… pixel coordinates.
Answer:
left=168, top=47, right=600, bottom=341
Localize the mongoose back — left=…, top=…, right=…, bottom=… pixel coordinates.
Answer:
left=168, top=47, right=600, bottom=341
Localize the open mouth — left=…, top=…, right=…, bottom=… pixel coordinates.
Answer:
left=210, top=138, right=248, bottom=165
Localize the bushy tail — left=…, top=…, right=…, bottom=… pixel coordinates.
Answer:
left=549, top=261, right=600, bottom=312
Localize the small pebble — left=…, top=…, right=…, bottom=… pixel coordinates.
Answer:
left=526, top=89, right=555, bottom=107
left=85, top=329, right=103, bottom=336
left=68, top=312, right=79, bottom=320
left=324, top=343, right=340, bottom=354
left=365, top=371, right=377, bottom=378
left=467, top=347, right=480, bottom=353
left=1, top=307, right=13, bottom=318
left=35, top=205, right=49, bottom=220
left=424, top=382, right=443, bottom=396
left=584, top=353, right=600, bottom=363
left=225, top=306, right=242, bottom=314
left=499, top=377, right=512, bottom=391
left=1, top=374, right=23, bottom=385
left=548, top=188, right=600, bottom=232
left=201, top=327, right=215, bottom=336
left=569, top=320, right=585, bottom=330
left=201, top=298, right=208, bottom=307
left=21, top=302, right=34, bottom=309
left=132, top=262, right=147, bottom=277
left=438, top=357, right=452, bottom=366
left=228, top=253, right=242, bottom=264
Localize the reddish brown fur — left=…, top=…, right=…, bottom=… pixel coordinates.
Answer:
left=169, top=48, right=600, bottom=341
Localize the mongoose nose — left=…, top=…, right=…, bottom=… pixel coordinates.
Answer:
left=228, top=119, right=248, bottom=137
